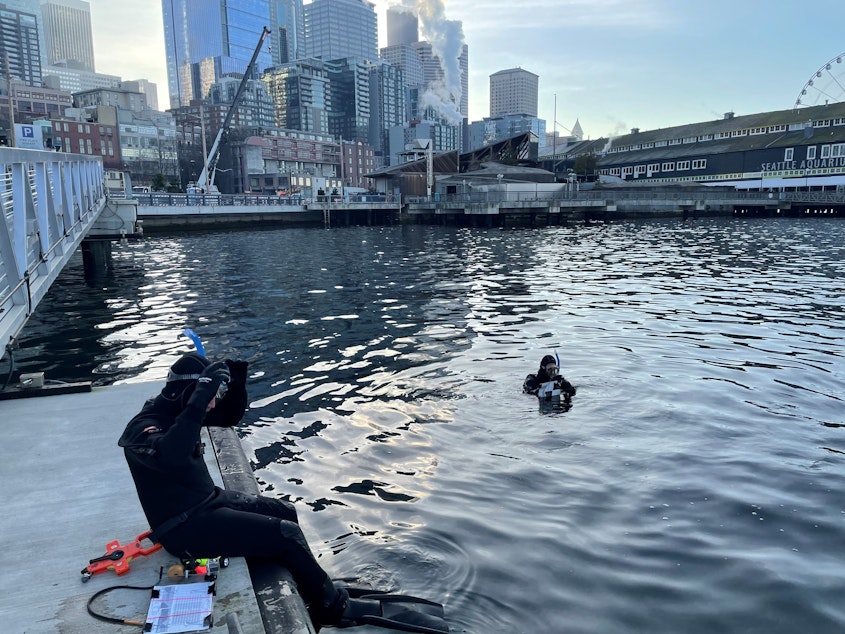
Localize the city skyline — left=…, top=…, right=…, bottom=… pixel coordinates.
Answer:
left=87, top=0, right=845, bottom=140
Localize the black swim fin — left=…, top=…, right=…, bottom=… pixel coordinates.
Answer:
left=336, top=592, right=449, bottom=633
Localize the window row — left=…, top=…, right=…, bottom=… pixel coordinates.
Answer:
left=785, top=144, right=845, bottom=160
left=59, top=137, right=114, bottom=156
left=611, top=120, right=833, bottom=154
left=607, top=159, right=708, bottom=176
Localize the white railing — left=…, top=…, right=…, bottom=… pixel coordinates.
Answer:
left=0, top=148, right=105, bottom=359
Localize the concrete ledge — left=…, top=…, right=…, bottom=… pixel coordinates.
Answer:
left=0, top=383, right=265, bottom=633
left=209, top=426, right=317, bottom=634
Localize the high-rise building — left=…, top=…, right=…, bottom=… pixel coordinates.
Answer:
left=208, top=76, right=275, bottom=131
left=490, top=67, right=538, bottom=118
left=162, top=0, right=273, bottom=108
left=380, top=11, right=468, bottom=125
left=303, top=0, right=377, bottom=62
left=261, top=59, right=331, bottom=135
left=0, top=3, right=42, bottom=86
left=410, top=40, right=468, bottom=122
left=2, top=0, right=47, bottom=67
left=379, top=44, right=424, bottom=90
left=386, top=8, right=417, bottom=47
left=368, top=60, right=404, bottom=165
left=40, top=0, right=95, bottom=72
left=270, top=0, right=304, bottom=65
left=325, top=57, right=370, bottom=141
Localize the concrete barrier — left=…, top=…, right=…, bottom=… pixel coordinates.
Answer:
left=209, top=427, right=317, bottom=634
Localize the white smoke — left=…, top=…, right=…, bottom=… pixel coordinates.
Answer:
left=390, top=0, right=464, bottom=124
left=420, top=81, right=463, bottom=124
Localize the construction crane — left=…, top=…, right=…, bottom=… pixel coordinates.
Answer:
left=194, top=26, right=271, bottom=193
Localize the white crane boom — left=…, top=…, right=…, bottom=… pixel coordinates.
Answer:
left=195, top=26, right=271, bottom=192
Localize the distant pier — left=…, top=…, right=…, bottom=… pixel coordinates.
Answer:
left=133, top=188, right=844, bottom=230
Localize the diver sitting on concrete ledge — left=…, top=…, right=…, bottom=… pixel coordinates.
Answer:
left=523, top=354, right=577, bottom=401
left=119, top=348, right=448, bottom=633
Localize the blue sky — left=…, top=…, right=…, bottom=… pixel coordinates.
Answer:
left=90, top=0, right=845, bottom=140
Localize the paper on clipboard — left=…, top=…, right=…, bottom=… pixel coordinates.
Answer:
left=145, top=581, right=214, bottom=633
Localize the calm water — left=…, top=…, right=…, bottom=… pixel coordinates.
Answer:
left=14, top=218, right=845, bottom=633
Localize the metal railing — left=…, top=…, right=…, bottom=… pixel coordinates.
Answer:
left=133, top=192, right=395, bottom=207
left=407, top=188, right=782, bottom=205
left=0, top=149, right=105, bottom=358
left=138, top=188, right=845, bottom=209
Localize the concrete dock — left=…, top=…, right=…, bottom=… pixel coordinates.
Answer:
left=0, top=382, right=296, bottom=633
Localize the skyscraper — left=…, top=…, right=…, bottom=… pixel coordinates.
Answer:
left=379, top=10, right=468, bottom=124
left=386, top=8, right=417, bottom=47
left=303, top=0, right=377, bottom=62
left=411, top=40, right=468, bottom=122
left=368, top=60, right=404, bottom=165
left=325, top=57, right=370, bottom=141
left=3, top=0, right=47, bottom=67
left=490, top=67, right=538, bottom=118
left=40, top=0, right=95, bottom=72
left=0, top=3, right=42, bottom=86
left=162, top=0, right=273, bottom=108
left=270, top=0, right=304, bottom=65
left=261, top=59, right=331, bottom=135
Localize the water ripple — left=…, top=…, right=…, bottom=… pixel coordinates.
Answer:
left=14, top=219, right=845, bottom=633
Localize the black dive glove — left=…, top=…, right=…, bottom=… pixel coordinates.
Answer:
left=224, top=359, right=248, bottom=391
left=186, top=361, right=230, bottom=410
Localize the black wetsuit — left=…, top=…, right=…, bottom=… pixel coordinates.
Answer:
left=523, top=368, right=577, bottom=399
left=118, top=359, right=335, bottom=611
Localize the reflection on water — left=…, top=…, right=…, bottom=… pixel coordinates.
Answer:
left=14, top=218, right=845, bottom=632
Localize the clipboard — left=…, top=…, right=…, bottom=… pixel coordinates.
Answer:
left=144, top=581, right=216, bottom=633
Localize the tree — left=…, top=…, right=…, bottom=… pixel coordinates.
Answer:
left=151, top=173, right=167, bottom=191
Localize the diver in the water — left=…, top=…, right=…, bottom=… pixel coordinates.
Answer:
left=523, top=354, right=577, bottom=401
left=119, top=349, right=447, bottom=633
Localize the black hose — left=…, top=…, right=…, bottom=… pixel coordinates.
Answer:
left=85, top=566, right=164, bottom=625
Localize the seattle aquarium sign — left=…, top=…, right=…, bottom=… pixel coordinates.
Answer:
left=761, top=157, right=845, bottom=171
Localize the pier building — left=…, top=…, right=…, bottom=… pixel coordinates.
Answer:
left=552, top=101, right=845, bottom=192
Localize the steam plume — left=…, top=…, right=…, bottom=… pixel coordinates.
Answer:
left=390, top=0, right=464, bottom=123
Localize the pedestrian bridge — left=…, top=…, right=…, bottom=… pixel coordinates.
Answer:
left=0, top=148, right=107, bottom=360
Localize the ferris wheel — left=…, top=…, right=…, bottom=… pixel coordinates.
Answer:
left=794, top=53, right=845, bottom=108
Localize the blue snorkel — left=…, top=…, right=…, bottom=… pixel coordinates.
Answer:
left=555, top=350, right=561, bottom=370
left=178, top=328, right=229, bottom=400
left=182, top=328, right=206, bottom=357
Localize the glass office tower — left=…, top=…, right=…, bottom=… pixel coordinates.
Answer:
left=162, top=0, right=273, bottom=108
left=269, top=0, right=304, bottom=65
left=304, top=0, right=377, bottom=62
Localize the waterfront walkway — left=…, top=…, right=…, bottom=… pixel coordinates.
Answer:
left=0, top=382, right=272, bottom=633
